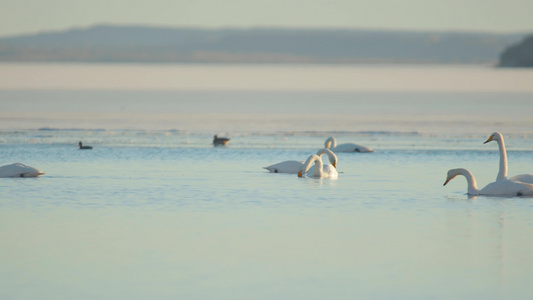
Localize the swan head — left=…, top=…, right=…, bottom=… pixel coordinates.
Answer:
left=484, top=132, right=502, bottom=144
left=443, top=168, right=463, bottom=186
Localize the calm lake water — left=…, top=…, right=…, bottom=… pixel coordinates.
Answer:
left=1, top=63, right=533, bottom=299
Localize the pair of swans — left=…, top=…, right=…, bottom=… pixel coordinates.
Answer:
left=0, top=163, right=44, bottom=178
left=444, top=168, right=533, bottom=197
left=297, top=153, right=338, bottom=179
left=264, top=148, right=338, bottom=178
left=444, top=132, right=533, bottom=197
left=324, top=137, right=374, bottom=153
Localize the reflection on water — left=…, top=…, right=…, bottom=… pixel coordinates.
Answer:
left=2, top=202, right=533, bottom=299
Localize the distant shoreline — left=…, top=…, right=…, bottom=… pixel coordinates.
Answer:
left=0, top=24, right=525, bottom=65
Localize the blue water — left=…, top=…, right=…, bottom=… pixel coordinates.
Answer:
left=1, top=64, right=533, bottom=299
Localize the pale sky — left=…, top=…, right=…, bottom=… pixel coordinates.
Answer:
left=1, top=0, right=532, bottom=37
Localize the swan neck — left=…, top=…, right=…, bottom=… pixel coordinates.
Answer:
left=460, top=169, right=480, bottom=195
left=316, top=148, right=337, bottom=166
left=496, top=138, right=508, bottom=181
left=313, top=158, right=323, bottom=177
left=302, top=155, right=323, bottom=177
left=325, top=137, right=336, bottom=149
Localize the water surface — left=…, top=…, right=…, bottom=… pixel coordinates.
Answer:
left=1, top=64, right=533, bottom=299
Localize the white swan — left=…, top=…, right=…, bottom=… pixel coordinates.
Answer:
left=0, top=163, right=45, bottom=178
left=443, top=168, right=533, bottom=197
left=324, top=137, right=374, bottom=153
left=484, top=132, right=533, bottom=184
left=264, top=160, right=304, bottom=174
left=298, top=154, right=338, bottom=179
left=264, top=148, right=337, bottom=174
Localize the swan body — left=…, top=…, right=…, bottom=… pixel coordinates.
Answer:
left=264, top=160, right=304, bottom=173
left=298, top=154, right=338, bottom=179
left=444, top=168, right=533, bottom=197
left=0, top=163, right=45, bottom=178
left=264, top=148, right=337, bottom=174
left=79, top=141, right=93, bottom=150
left=306, top=148, right=338, bottom=175
left=325, top=137, right=374, bottom=153
left=484, top=132, right=532, bottom=183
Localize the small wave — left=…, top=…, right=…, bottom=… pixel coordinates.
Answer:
left=38, top=127, right=107, bottom=132
left=279, top=130, right=423, bottom=137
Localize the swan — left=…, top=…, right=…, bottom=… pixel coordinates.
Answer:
left=484, top=132, right=533, bottom=183
left=443, top=168, right=533, bottom=197
left=307, top=148, right=338, bottom=175
left=79, top=141, right=93, bottom=150
left=324, top=137, right=374, bottom=153
left=213, top=135, right=230, bottom=146
left=0, top=163, right=45, bottom=178
left=264, top=148, right=337, bottom=173
left=298, top=154, right=338, bottom=179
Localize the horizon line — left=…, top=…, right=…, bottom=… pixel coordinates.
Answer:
left=1, top=22, right=530, bottom=39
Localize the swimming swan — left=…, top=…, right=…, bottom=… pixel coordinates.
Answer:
left=0, top=163, right=45, bottom=178
left=324, top=137, right=374, bottom=153
left=264, top=148, right=337, bottom=173
left=298, top=154, right=338, bottom=179
left=443, top=168, right=533, bottom=197
left=484, top=132, right=533, bottom=184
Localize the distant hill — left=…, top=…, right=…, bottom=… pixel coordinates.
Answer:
left=0, top=25, right=526, bottom=64
left=498, top=34, right=533, bottom=67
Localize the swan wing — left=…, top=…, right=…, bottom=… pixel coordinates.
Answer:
left=322, top=164, right=338, bottom=178
left=509, top=174, right=533, bottom=184
left=305, top=164, right=338, bottom=178
left=264, top=160, right=303, bottom=173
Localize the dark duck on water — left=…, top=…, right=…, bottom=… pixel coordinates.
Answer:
left=79, top=141, right=93, bottom=150
left=213, top=135, right=230, bottom=146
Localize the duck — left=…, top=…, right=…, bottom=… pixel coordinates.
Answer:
left=79, top=141, right=93, bottom=150
left=324, top=136, right=374, bottom=153
left=0, top=163, right=45, bottom=178
left=264, top=148, right=337, bottom=174
left=484, top=132, right=533, bottom=184
left=444, top=168, right=533, bottom=197
left=213, top=135, right=230, bottom=146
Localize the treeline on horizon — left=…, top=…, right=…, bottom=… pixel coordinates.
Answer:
left=0, top=25, right=528, bottom=64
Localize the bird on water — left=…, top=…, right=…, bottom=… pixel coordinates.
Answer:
left=213, top=135, right=230, bottom=146
left=79, top=141, right=93, bottom=150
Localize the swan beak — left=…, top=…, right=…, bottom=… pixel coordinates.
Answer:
left=484, top=135, right=494, bottom=144
left=333, top=162, right=337, bottom=168
left=443, top=178, right=451, bottom=186
left=298, top=171, right=303, bottom=178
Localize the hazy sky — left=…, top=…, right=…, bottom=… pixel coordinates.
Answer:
left=1, top=0, right=532, bottom=37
